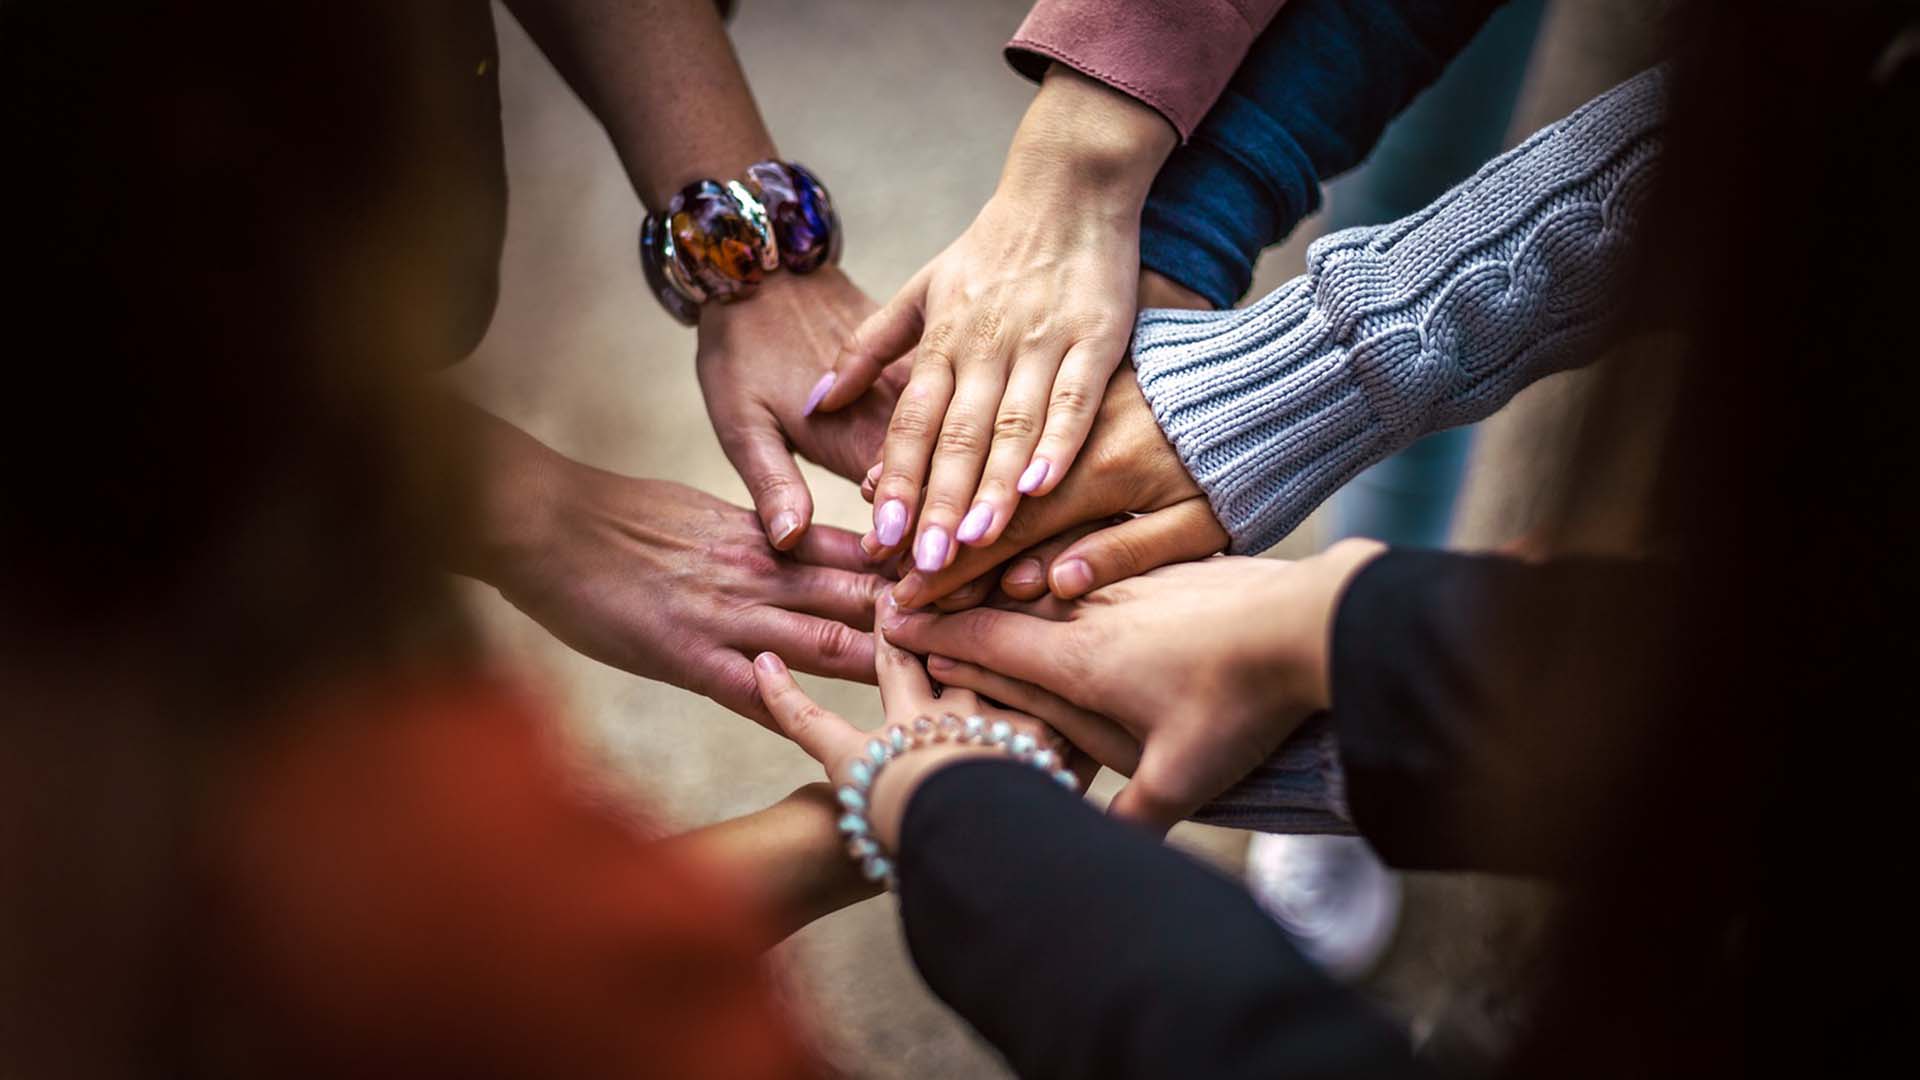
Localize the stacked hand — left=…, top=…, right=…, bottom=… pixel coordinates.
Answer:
left=697, top=267, right=909, bottom=549
left=878, top=542, right=1386, bottom=833
left=813, top=67, right=1177, bottom=579
left=867, top=366, right=1230, bottom=609
left=751, top=598, right=1096, bottom=852
left=461, top=406, right=889, bottom=727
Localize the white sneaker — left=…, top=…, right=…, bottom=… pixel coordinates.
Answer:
left=1245, top=833, right=1402, bottom=980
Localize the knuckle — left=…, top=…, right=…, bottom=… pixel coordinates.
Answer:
left=879, top=643, right=920, bottom=674
left=991, top=408, right=1038, bottom=444
left=915, top=323, right=961, bottom=371
left=811, top=620, right=862, bottom=663
left=1047, top=381, right=1096, bottom=420
left=934, top=421, right=989, bottom=459
left=1095, top=532, right=1149, bottom=578
left=715, top=663, right=762, bottom=712
left=888, top=389, right=942, bottom=443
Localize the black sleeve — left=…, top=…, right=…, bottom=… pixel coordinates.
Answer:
left=1331, top=548, right=1678, bottom=877
left=897, top=761, right=1429, bottom=1080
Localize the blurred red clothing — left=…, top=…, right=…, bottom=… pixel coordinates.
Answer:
left=193, top=679, right=821, bottom=1078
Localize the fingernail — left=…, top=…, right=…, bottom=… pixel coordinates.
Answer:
left=927, top=654, right=954, bottom=673
left=956, top=502, right=994, bottom=544
left=881, top=596, right=911, bottom=631
left=875, top=499, right=908, bottom=546
left=754, top=652, right=785, bottom=674
left=1017, top=458, right=1051, bottom=494
left=769, top=512, right=801, bottom=547
left=863, top=461, right=882, bottom=486
left=1004, top=558, right=1044, bottom=589
left=914, top=527, right=950, bottom=573
left=859, top=531, right=883, bottom=559
left=802, top=372, right=836, bottom=417
left=1052, top=557, right=1093, bottom=597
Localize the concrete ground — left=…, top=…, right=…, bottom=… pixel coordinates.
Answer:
left=452, top=1, right=1660, bottom=1074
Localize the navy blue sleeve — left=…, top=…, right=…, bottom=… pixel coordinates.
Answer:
left=1140, top=0, right=1507, bottom=308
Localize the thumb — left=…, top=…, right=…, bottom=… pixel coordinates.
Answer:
left=719, top=407, right=815, bottom=550
left=752, top=652, right=861, bottom=771
left=1105, top=742, right=1199, bottom=836
left=815, top=271, right=927, bottom=414
left=1048, top=499, right=1228, bottom=599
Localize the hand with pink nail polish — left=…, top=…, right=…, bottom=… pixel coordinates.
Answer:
left=696, top=268, right=907, bottom=552
left=812, top=67, right=1178, bottom=570
left=881, top=542, right=1387, bottom=832
left=890, top=367, right=1228, bottom=611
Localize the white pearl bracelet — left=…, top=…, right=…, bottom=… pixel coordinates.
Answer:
left=836, top=713, right=1078, bottom=890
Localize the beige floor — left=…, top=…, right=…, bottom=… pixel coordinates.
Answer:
left=451, top=1, right=1655, bottom=1074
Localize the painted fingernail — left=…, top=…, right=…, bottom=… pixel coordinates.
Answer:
left=769, top=512, right=801, bottom=547
left=914, top=527, right=950, bottom=573
left=754, top=652, right=786, bottom=674
left=956, top=502, right=994, bottom=544
left=1017, top=458, right=1051, bottom=494
left=1004, top=558, right=1044, bottom=590
left=1052, top=557, right=1094, bottom=597
left=875, top=499, right=908, bottom=546
left=802, top=372, right=836, bottom=417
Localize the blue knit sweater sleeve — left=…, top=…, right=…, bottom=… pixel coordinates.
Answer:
left=1140, top=0, right=1508, bottom=308
left=1133, top=68, right=1666, bottom=556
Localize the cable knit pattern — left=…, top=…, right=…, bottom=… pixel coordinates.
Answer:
left=1133, top=67, right=1667, bottom=554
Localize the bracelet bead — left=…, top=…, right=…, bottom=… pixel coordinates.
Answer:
left=665, top=178, right=772, bottom=301
left=639, top=160, right=841, bottom=325
left=835, top=714, right=1081, bottom=892
left=745, top=160, right=840, bottom=273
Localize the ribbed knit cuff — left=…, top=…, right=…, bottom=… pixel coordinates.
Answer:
left=1192, top=713, right=1352, bottom=834
left=1133, top=66, right=1667, bottom=554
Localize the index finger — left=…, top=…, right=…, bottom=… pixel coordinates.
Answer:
left=874, top=596, right=936, bottom=712
left=752, top=652, right=865, bottom=771
left=879, top=602, right=1069, bottom=691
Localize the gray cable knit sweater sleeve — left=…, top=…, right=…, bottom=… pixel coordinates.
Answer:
left=1132, top=67, right=1667, bottom=555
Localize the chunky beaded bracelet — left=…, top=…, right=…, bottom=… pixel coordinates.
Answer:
left=836, top=714, right=1078, bottom=891
left=639, top=159, right=841, bottom=326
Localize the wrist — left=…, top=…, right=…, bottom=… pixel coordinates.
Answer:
left=697, top=264, right=848, bottom=336
left=999, top=65, right=1177, bottom=213
left=457, top=408, right=573, bottom=586
left=867, top=744, right=1001, bottom=851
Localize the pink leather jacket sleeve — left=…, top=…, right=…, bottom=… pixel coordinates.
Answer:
left=1005, top=0, right=1289, bottom=140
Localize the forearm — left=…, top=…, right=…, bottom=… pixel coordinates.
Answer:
left=1331, top=550, right=1677, bottom=876
left=896, top=760, right=1422, bottom=1079
left=996, top=64, right=1178, bottom=221
left=442, top=398, right=571, bottom=585
left=1141, top=0, right=1509, bottom=306
left=661, top=785, right=881, bottom=949
left=504, top=0, right=775, bottom=208
left=1135, top=67, right=1667, bottom=555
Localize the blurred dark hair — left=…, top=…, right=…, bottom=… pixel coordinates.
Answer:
left=1, top=4, right=480, bottom=1073
left=1514, top=1, right=1919, bottom=1073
